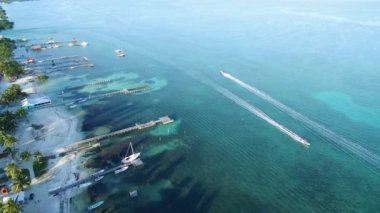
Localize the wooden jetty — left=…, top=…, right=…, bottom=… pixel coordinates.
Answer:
left=29, top=85, right=150, bottom=112
left=60, top=116, right=173, bottom=154
left=48, top=163, right=131, bottom=196
left=89, top=85, right=149, bottom=99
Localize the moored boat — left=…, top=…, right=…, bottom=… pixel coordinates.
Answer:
left=114, top=166, right=129, bottom=174
left=87, top=200, right=104, bottom=210
left=121, top=142, right=140, bottom=164
left=94, top=176, right=104, bottom=182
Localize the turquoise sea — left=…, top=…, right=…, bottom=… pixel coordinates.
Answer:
left=3, top=0, right=380, bottom=212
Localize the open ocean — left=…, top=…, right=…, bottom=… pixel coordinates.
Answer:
left=3, top=0, right=380, bottom=212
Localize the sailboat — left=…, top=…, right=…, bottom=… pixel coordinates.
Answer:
left=121, top=142, right=140, bottom=164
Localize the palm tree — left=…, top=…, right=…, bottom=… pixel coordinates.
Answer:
left=11, top=173, right=30, bottom=192
left=34, top=150, right=43, bottom=160
left=14, top=108, right=27, bottom=119
left=20, top=151, right=31, bottom=161
left=2, top=199, right=21, bottom=213
left=4, top=163, right=21, bottom=179
left=0, top=130, right=17, bottom=148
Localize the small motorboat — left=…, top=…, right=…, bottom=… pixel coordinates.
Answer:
left=94, top=176, right=104, bottom=182
left=114, top=166, right=129, bottom=174
left=115, top=49, right=125, bottom=57
left=87, top=200, right=104, bottom=210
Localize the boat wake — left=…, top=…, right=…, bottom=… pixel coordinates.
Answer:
left=220, top=70, right=380, bottom=169
left=213, top=85, right=310, bottom=146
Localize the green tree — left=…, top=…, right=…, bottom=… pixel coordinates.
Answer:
left=20, top=150, right=31, bottom=161
left=36, top=75, right=49, bottom=83
left=0, top=130, right=17, bottom=148
left=0, top=37, right=14, bottom=59
left=11, top=173, right=30, bottom=192
left=4, top=162, right=21, bottom=179
left=34, top=150, right=43, bottom=160
left=14, top=108, right=27, bottom=119
left=0, top=111, right=17, bottom=132
left=0, top=60, right=23, bottom=78
left=2, top=199, right=21, bottom=213
left=0, top=84, right=27, bottom=106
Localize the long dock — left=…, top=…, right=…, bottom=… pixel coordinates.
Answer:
left=59, top=116, right=173, bottom=154
left=48, top=163, right=133, bottom=196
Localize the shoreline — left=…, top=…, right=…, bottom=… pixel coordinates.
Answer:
left=14, top=98, right=84, bottom=213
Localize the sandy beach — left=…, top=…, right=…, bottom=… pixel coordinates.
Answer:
left=16, top=106, right=84, bottom=213
left=0, top=74, right=85, bottom=213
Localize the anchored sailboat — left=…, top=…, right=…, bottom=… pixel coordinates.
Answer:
left=121, top=142, right=140, bottom=164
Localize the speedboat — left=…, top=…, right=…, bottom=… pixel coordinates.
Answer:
left=115, top=49, right=125, bottom=57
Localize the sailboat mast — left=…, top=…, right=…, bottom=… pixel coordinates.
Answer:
left=130, top=142, right=134, bottom=154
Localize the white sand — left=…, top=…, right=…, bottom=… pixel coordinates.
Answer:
left=0, top=76, right=85, bottom=212
left=15, top=107, right=83, bottom=213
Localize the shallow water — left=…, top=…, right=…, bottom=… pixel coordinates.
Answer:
left=4, top=0, right=380, bottom=212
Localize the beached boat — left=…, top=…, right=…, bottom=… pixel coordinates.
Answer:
left=121, top=142, right=140, bottom=164
left=115, top=49, right=125, bottom=57
left=114, top=166, right=129, bottom=174
left=87, top=200, right=104, bottom=210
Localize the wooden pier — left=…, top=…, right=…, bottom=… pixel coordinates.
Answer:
left=59, top=116, right=173, bottom=154
left=48, top=163, right=133, bottom=196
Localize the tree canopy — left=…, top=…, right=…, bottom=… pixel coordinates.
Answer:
left=20, top=150, right=31, bottom=161
left=0, top=110, right=17, bottom=132
left=0, top=84, right=27, bottom=106
left=0, top=37, right=15, bottom=59
left=0, top=60, right=24, bottom=78
left=1, top=199, right=21, bottom=213
left=0, top=130, right=17, bottom=148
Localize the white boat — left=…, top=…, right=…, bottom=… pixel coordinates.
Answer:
left=68, top=104, right=77, bottom=109
left=68, top=42, right=75, bottom=47
left=47, top=39, right=55, bottom=44
left=81, top=41, right=89, bottom=47
left=114, top=166, right=129, bottom=174
left=115, top=49, right=125, bottom=57
left=121, top=142, right=140, bottom=164
left=94, top=176, right=104, bottom=182
left=79, top=182, right=91, bottom=188
left=93, top=169, right=105, bottom=176
left=87, top=200, right=104, bottom=210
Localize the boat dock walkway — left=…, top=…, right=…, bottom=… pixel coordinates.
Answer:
left=88, top=85, right=149, bottom=99
left=59, top=116, right=174, bottom=154
left=48, top=163, right=133, bottom=196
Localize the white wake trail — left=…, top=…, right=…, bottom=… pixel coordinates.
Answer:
left=204, top=80, right=309, bottom=146
left=221, top=70, right=380, bottom=169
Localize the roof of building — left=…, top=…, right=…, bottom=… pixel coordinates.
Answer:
left=21, top=96, right=51, bottom=107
